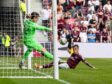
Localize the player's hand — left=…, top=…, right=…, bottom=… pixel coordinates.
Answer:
left=47, top=28, right=52, bottom=32
left=49, top=28, right=52, bottom=31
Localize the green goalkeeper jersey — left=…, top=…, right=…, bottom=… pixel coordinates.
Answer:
left=24, top=19, right=51, bottom=40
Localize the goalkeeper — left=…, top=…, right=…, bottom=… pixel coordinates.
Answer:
left=19, top=12, right=53, bottom=69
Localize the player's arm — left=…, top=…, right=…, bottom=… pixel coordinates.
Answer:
left=35, top=62, right=54, bottom=69
left=80, top=56, right=96, bottom=69
left=35, top=25, right=52, bottom=32
left=82, top=60, right=96, bottom=69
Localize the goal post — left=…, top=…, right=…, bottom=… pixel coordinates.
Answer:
left=52, top=0, right=59, bottom=79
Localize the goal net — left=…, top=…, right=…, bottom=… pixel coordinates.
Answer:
left=0, top=0, right=54, bottom=78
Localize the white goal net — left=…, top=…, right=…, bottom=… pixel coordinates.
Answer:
left=0, top=0, right=54, bottom=78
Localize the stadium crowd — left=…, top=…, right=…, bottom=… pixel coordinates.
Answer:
left=41, top=0, right=112, bottom=43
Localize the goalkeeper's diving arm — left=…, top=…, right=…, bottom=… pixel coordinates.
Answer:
left=36, top=25, right=52, bottom=32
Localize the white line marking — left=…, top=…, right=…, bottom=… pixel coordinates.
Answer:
left=57, top=79, right=71, bottom=84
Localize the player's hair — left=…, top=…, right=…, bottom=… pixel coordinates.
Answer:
left=73, top=44, right=79, bottom=48
left=31, top=12, right=40, bottom=19
left=21, top=0, right=25, bottom=2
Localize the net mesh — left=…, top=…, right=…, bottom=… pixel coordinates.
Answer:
left=0, top=0, right=53, bottom=78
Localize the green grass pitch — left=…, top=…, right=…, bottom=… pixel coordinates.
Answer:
left=0, top=58, right=112, bottom=84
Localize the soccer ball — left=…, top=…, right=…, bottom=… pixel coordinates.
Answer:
left=59, top=37, right=67, bottom=45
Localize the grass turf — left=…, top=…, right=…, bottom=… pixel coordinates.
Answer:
left=0, top=58, right=112, bottom=84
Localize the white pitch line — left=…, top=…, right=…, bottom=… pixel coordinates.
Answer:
left=31, top=69, right=53, bottom=78
left=57, top=79, right=71, bottom=84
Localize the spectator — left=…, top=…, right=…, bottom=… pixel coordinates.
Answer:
left=87, top=10, right=94, bottom=21
left=105, top=25, right=111, bottom=42
left=103, top=0, right=112, bottom=13
left=57, top=3, right=64, bottom=20
left=98, top=19, right=105, bottom=32
left=72, top=29, right=80, bottom=42
left=96, top=29, right=101, bottom=42
left=66, top=0, right=75, bottom=11
left=88, top=26, right=96, bottom=33
left=40, top=6, right=51, bottom=36
left=73, top=22, right=80, bottom=31
left=58, top=16, right=65, bottom=30
left=69, top=6, right=76, bottom=17
left=92, top=0, right=100, bottom=11
left=75, top=0, right=85, bottom=10
left=40, top=6, right=50, bottom=27
left=89, top=14, right=98, bottom=28
left=64, top=17, right=71, bottom=30
left=102, top=28, right=109, bottom=42
left=87, top=30, right=96, bottom=43
left=76, top=10, right=83, bottom=19
left=41, top=0, right=112, bottom=43
left=97, top=5, right=103, bottom=19
left=80, top=22, right=88, bottom=32
left=88, top=0, right=95, bottom=12
left=79, top=29, right=87, bottom=42
left=2, top=32, right=11, bottom=56
left=101, top=0, right=107, bottom=6
left=11, top=36, right=22, bottom=57
left=97, top=5, right=104, bottom=28
left=20, top=0, right=26, bottom=19
left=60, top=28, right=67, bottom=40
left=80, top=17, right=89, bottom=27
left=2, top=33, right=11, bottom=48
left=103, top=9, right=111, bottom=23
left=57, top=2, right=63, bottom=14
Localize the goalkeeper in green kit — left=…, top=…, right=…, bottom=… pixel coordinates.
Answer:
left=19, top=12, right=53, bottom=69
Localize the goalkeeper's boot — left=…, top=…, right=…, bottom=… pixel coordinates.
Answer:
left=19, top=61, right=23, bottom=69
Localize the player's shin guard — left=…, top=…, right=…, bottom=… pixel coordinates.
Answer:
left=43, top=51, right=53, bottom=60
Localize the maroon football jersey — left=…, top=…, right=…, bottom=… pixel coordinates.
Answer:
left=67, top=53, right=84, bottom=69
left=102, top=32, right=108, bottom=37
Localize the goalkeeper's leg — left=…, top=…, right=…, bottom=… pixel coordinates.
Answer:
left=22, top=48, right=32, bottom=63
left=28, top=40, right=54, bottom=60
left=19, top=41, right=53, bottom=69
left=33, top=42, right=53, bottom=60
left=19, top=48, right=32, bottom=69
